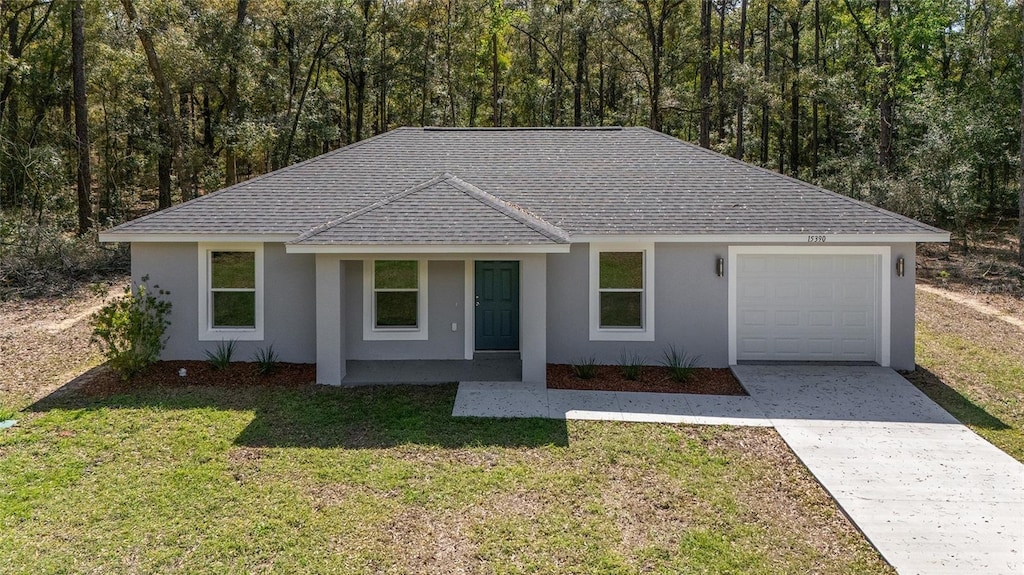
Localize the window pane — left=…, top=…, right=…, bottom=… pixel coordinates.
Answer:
left=212, top=252, right=255, bottom=289
left=375, top=260, right=418, bottom=289
left=213, top=291, right=256, bottom=328
left=600, top=292, right=642, bottom=328
left=376, top=291, right=418, bottom=327
left=599, top=252, right=643, bottom=289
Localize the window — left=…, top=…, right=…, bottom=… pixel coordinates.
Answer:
left=363, top=258, right=429, bottom=340
left=198, top=243, right=264, bottom=341
left=589, top=243, right=654, bottom=341
left=599, top=252, right=644, bottom=327
left=374, top=260, right=419, bottom=328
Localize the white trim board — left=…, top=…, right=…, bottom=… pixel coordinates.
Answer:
left=588, top=242, right=656, bottom=342
left=102, top=233, right=295, bottom=243
left=287, top=244, right=569, bottom=254
left=197, top=242, right=265, bottom=342
left=571, top=233, right=949, bottom=244
left=727, top=245, right=891, bottom=366
left=361, top=257, right=430, bottom=341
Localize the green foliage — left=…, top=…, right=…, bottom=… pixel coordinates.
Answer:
left=205, top=340, right=237, bottom=370
left=570, top=356, right=598, bottom=380
left=251, top=345, right=279, bottom=376
left=90, top=276, right=172, bottom=381
left=661, top=345, right=700, bottom=383
left=618, top=351, right=646, bottom=381
left=0, top=404, right=16, bottom=422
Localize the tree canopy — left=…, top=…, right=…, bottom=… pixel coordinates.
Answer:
left=0, top=0, right=1021, bottom=248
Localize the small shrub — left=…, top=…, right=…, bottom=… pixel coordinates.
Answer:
left=571, top=356, right=599, bottom=380
left=661, top=344, right=701, bottom=383
left=252, top=345, right=279, bottom=375
left=205, top=340, right=237, bottom=370
left=91, top=276, right=172, bottom=381
left=619, top=351, right=646, bottom=381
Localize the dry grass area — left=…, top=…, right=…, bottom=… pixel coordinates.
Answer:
left=0, top=277, right=126, bottom=409
left=912, top=290, right=1024, bottom=460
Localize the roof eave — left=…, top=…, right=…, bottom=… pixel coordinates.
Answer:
left=569, top=232, right=952, bottom=244
left=285, top=243, right=571, bottom=254
left=99, top=232, right=298, bottom=243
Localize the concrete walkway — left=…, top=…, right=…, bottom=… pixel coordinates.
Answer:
left=452, top=381, right=770, bottom=426
left=734, top=364, right=1024, bottom=575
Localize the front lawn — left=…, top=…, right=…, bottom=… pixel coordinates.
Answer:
left=0, top=382, right=891, bottom=574
left=912, top=290, right=1024, bottom=461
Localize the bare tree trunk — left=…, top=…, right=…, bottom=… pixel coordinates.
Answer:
left=699, top=0, right=712, bottom=147
left=789, top=13, right=800, bottom=178
left=812, top=0, right=820, bottom=178
left=760, top=4, right=771, bottom=165
left=1019, top=0, right=1023, bottom=265
left=72, top=0, right=92, bottom=234
left=120, top=0, right=187, bottom=209
left=574, top=27, right=587, bottom=127
left=735, top=0, right=747, bottom=159
left=224, top=0, right=247, bottom=187
left=715, top=0, right=726, bottom=142
left=491, top=31, right=500, bottom=126
left=877, top=0, right=893, bottom=171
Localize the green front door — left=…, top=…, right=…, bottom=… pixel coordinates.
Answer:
left=475, top=261, right=520, bottom=351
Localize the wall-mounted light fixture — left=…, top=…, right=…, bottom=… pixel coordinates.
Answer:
left=716, top=257, right=725, bottom=277
left=896, top=256, right=905, bottom=277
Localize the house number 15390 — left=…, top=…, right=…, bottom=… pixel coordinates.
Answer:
left=807, top=235, right=827, bottom=243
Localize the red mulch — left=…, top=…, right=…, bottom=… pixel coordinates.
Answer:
left=546, top=364, right=747, bottom=396
left=80, top=360, right=316, bottom=396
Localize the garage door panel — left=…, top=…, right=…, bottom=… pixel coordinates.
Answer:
left=736, top=253, right=880, bottom=363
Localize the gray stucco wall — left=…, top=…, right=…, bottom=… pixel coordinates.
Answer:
left=132, top=240, right=918, bottom=372
left=890, top=242, right=916, bottom=371
left=131, top=242, right=316, bottom=363
left=343, top=259, right=466, bottom=360
left=547, top=242, right=918, bottom=370
left=546, top=243, right=730, bottom=367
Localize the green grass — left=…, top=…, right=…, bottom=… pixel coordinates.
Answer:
left=913, top=291, right=1024, bottom=461
left=0, top=383, right=890, bottom=574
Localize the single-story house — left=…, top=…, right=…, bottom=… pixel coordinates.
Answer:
left=100, top=127, right=949, bottom=385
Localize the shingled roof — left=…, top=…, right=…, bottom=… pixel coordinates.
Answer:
left=102, top=127, right=947, bottom=241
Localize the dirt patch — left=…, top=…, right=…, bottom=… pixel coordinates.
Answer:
left=546, top=364, right=747, bottom=395
left=78, top=360, right=316, bottom=396
left=917, top=222, right=1024, bottom=318
left=0, top=278, right=128, bottom=408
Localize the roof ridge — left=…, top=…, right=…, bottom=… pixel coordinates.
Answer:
left=104, top=128, right=410, bottom=236
left=442, top=175, right=570, bottom=243
left=291, top=172, right=450, bottom=243
left=634, top=126, right=946, bottom=235
left=292, top=172, right=570, bottom=245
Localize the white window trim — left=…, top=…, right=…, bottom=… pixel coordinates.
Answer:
left=362, top=257, right=429, bottom=341
left=197, top=242, right=265, bottom=341
left=589, top=243, right=655, bottom=341
left=726, top=245, right=891, bottom=366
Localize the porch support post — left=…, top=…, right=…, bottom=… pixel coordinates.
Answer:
left=520, top=254, right=547, bottom=384
left=315, top=255, right=345, bottom=384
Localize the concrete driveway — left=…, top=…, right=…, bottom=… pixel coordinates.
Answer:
left=734, top=364, right=1024, bottom=575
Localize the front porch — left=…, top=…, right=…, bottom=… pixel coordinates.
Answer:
left=342, top=353, right=522, bottom=385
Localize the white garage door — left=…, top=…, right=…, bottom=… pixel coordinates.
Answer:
left=735, top=253, right=881, bottom=363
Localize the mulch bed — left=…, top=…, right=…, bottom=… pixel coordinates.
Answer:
left=546, top=364, right=747, bottom=396
left=80, top=360, right=316, bottom=396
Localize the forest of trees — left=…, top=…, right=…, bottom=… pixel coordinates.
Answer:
left=0, top=0, right=1022, bottom=293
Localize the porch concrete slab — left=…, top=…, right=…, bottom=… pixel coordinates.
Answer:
left=682, top=395, right=772, bottom=427
left=451, top=384, right=548, bottom=419
left=453, top=384, right=770, bottom=426
left=546, top=389, right=623, bottom=421
left=735, top=364, right=1024, bottom=575
left=614, top=392, right=694, bottom=424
